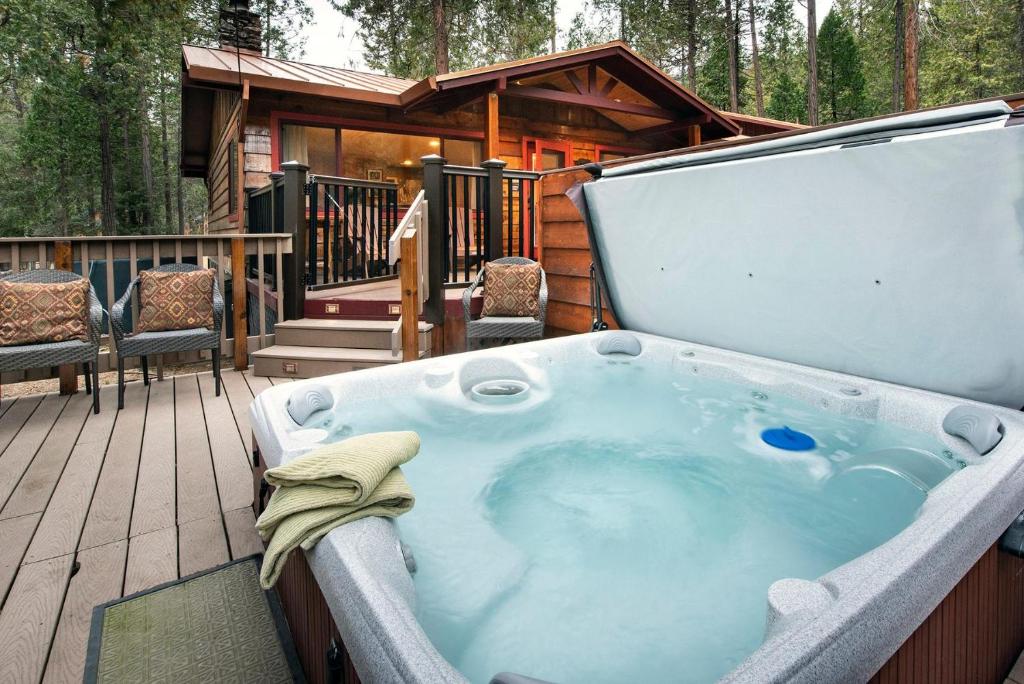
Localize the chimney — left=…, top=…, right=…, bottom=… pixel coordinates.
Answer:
left=219, top=0, right=263, bottom=55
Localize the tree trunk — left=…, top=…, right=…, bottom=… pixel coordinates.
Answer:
left=806, top=0, right=819, bottom=126
left=892, top=0, right=903, bottom=111
left=1018, top=0, right=1024, bottom=89
left=725, top=0, right=739, bottom=112
left=432, top=0, right=449, bottom=75
left=550, top=0, right=557, bottom=52
left=159, top=74, right=174, bottom=233
left=686, top=0, right=698, bottom=91
left=903, top=0, right=918, bottom=110
left=139, top=83, right=156, bottom=233
left=747, top=0, right=764, bottom=116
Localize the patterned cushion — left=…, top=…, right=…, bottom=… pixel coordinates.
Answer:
left=481, top=263, right=542, bottom=318
left=136, top=269, right=215, bottom=333
left=0, top=277, right=90, bottom=346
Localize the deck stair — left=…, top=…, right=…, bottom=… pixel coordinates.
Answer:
left=252, top=318, right=432, bottom=378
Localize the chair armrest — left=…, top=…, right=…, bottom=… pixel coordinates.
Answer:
left=110, top=278, right=139, bottom=343
left=212, top=278, right=224, bottom=335
left=87, top=287, right=105, bottom=347
left=463, top=269, right=485, bottom=321
left=537, top=269, right=548, bottom=324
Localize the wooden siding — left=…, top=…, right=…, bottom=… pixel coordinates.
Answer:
left=537, top=169, right=619, bottom=335
left=869, top=543, right=1024, bottom=684
left=208, top=91, right=242, bottom=233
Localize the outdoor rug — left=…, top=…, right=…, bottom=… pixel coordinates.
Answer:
left=84, top=554, right=304, bottom=683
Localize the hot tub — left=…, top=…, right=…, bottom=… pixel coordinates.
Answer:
left=250, top=332, right=1024, bottom=683
left=251, top=101, right=1024, bottom=682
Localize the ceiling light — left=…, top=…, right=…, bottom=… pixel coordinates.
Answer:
left=429, top=140, right=440, bottom=147
left=402, top=159, right=413, bottom=166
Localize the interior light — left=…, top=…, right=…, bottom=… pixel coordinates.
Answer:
left=402, top=159, right=413, bottom=166
left=429, top=140, right=440, bottom=148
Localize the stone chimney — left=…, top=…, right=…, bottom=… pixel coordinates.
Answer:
left=218, top=0, right=263, bottom=55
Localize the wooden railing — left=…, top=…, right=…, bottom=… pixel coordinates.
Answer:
left=0, top=234, right=292, bottom=385
left=388, top=190, right=428, bottom=361
left=306, top=174, right=399, bottom=288
left=424, top=157, right=540, bottom=285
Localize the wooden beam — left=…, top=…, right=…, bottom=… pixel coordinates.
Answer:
left=55, top=241, right=77, bottom=395
left=238, top=79, right=250, bottom=141
left=484, top=91, right=500, bottom=160
left=587, top=64, right=597, bottom=94
left=634, top=115, right=710, bottom=138
left=599, top=77, right=620, bottom=97
left=565, top=70, right=587, bottom=95
left=500, top=84, right=676, bottom=120
left=688, top=123, right=702, bottom=147
left=231, top=238, right=248, bottom=371
left=400, top=230, right=419, bottom=363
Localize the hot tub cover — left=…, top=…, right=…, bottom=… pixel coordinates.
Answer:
left=581, top=101, right=1024, bottom=408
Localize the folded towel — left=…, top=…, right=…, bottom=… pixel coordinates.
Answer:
left=257, top=431, right=420, bottom=589
left=264, top=431, right=420, bottom=494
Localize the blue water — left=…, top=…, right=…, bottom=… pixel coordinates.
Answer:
left=313, top=357, right=958, bottom=683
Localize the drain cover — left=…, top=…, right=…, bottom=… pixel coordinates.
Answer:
left=761, top=426, right=816, bottom=451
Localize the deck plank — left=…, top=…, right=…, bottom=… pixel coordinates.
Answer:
left=0, top=395, right=43, bottom=459
left=0, top=397, right=15, bottom=420
left=220, top=367, right=257, bottom=456
left=0, top=554, right=73, bottom=684
left=0, top=513, right=41, bottom=609
left=178, top=515, right=230, bottom=577
left=0, top=394, right=70, bottom=514
left=129, top=378, right=176, bottom=537
left=78, top=383, right=148, bottom=550
left=244, top=367, right=274, bottom=396
left=197, top=373, right=253, bottom=512
left=223, top=507, right=264, bottom=559
left=0, top=393, right=92, bottom=520
left=124, top=526, right=177, bottom=595
left=23, top=389, right=119, bottom=563
left=41, top=540, right=127, bottom=684
left=174, top=375, right=220, bottom=525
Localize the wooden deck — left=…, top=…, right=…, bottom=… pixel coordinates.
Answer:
left=0, top=368, right=278, bottom=684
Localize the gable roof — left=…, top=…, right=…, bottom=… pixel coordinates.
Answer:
left=182, top=42, right=746, bottom=138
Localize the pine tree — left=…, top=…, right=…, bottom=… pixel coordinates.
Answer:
left=817, top=9, right=867, bottom=122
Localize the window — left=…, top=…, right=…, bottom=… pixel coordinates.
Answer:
left=281, top=124, right=338, bottom=175
left=444, top=139, right=482, bottom=166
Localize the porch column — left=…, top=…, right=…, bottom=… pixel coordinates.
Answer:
left=484, top=92, right=500, bottom=160
left=281, top=160, right=308, bottom=321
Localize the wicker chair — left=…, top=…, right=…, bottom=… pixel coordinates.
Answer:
left=111, top=263, right=223, bottom=410
left=0, top=270, right=104, bottom=414
left=462, top=256, right=548, bottom=346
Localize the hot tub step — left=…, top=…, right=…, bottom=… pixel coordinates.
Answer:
left=274, top=318, right=432, bottom=350
left=252, top=345, right=429, bottom=378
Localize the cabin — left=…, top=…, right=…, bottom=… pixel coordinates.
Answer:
left=180, top=0, right=801, bottom=234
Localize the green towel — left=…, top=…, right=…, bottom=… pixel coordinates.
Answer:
left=257, top=431, right=419, bottom=589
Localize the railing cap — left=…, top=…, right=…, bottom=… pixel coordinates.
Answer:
left=420, top=154, right=447, bottom=166
left=280, top=160, right=310, bottom=171
left=481, top=158, right=508, bottom=169
left=269, top=171, right=285, bottom=179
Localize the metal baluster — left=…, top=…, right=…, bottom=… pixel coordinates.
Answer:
left=308, top=181, right=319, bottom=286
left=474, top=177, right=482, bottom=274
left=463, top=174, right=470, bottom=281
left=359, top=186, right=368, bottom=280
left=449, top=175, right=458, bottom=282
left=506, top=177, right=513, bottom=255
left=342, top=183, right=349, bottom=282
left=517, top=178, right=525, bottom=257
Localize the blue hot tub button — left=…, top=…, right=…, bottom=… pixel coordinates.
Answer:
left=761, top=426, right=816, bottom=451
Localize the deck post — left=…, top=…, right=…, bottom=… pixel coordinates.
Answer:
left=420, top=154, right=446, bottom=329
left=269, top=171, right=284, bottom=232
left=281, top=161, right=308, bottom=321
left=231, top=238, right=248, bottom=371
left=481, top=159, right=506, bottom=262
left=55, top=240, right=78, bottom=395
left=400, top=231, right=419, bottom=362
